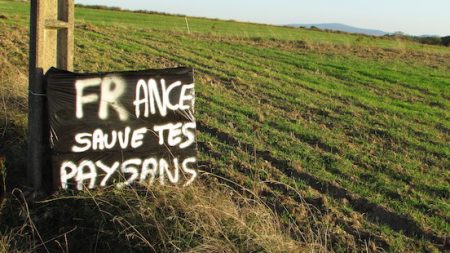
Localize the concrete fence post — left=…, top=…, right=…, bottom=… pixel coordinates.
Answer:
left=27, top=0, right=74, bottom=196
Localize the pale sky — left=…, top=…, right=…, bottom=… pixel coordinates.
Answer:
left=75, top=0, right=450, bottom=36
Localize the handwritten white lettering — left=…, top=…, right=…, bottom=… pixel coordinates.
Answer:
left=133, top=79, right=194, bottom=118
left=75, top=76, right=128, bottom=121
left=72, top=127, right=147, bottom=152
left=60, top=157, right=197, bottom=189
left=153, top=122, right=196, bottom=149
left=75, top=78, right=101, bottom=119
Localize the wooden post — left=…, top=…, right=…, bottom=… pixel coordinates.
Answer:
left=28, top=0, right=74, bottom=196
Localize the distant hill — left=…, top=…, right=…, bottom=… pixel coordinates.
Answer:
left=289, top=23, right=387, bottom=36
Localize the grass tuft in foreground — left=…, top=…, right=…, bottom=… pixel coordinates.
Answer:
left=0, top=181, right=315, bottom=252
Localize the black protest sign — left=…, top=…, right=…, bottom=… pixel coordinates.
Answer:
left=46, top=67, right=197, bottom=190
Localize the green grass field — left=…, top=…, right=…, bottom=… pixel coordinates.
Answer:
left=1, top=0, right=449, bottom=252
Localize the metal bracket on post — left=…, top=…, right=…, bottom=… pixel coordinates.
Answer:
left=27, top=0, right=73, bottom=198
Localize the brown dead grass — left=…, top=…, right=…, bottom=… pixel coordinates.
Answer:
left=0, top=25, right=28, bottom=132
left=0, top=180, right=315, bottom=252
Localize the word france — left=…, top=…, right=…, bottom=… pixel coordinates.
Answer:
left=46, top=67, right=197, bottom=190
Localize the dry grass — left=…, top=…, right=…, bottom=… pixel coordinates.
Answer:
left=0, top=235, right=13, bottom=253
left=0, top=26, right=28, bottom=136
left=0, top=180, right=321, bottom=252
left=0, top=28, right=28, bottom=196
